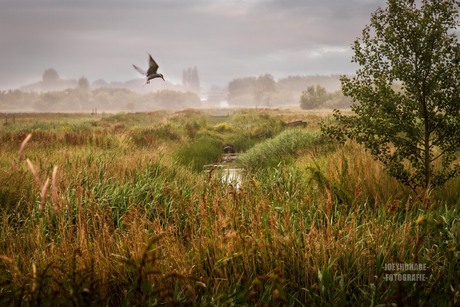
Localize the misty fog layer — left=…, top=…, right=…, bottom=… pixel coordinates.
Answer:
left=0, top=68, right=349, bottom=112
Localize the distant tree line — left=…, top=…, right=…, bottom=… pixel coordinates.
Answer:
left=226, top=74, right=351, bottom=109
left=11, top=68, right=352, bottom=111
left=20, top=68, right=190, bottom=95
left=0, top=88, right=201, bottom=113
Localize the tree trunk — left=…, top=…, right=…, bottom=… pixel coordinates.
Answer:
left=422, top=99, right=431, bottom=189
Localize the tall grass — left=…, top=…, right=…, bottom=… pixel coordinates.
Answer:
left=238, top=128, right=319, bottom=169
left=175, top=135, right=223, bottom=171
left=0, top=110, right=459, bottom=305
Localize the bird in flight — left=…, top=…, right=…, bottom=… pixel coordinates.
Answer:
left=133, top=54, right=165, bottom=84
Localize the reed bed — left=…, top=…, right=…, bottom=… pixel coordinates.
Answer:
left=0, top=110, right=458, bottom=306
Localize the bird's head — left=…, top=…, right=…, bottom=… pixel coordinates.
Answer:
left=160, top=74, right=165, bottom=81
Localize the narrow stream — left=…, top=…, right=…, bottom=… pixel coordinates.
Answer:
left=221, top=168, right=244, bottom=190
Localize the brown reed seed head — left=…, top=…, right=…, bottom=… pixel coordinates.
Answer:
left=26, top=158, right=41, bottom=186
left=18, top=133, right=32, bottom=162
left=51, top=165, right=59, bottom=210
left=40, top=178, right=50, bottom=211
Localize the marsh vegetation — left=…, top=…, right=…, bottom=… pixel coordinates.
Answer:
left=0, top=109, right=459, bottom=305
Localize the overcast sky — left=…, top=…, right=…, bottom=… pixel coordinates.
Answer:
left=0, top=0, right=386, bottom=90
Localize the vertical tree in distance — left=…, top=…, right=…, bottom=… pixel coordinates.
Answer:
left=323, top=0, right=460, bottom=197
left=182, top=66, right=200, bottom=95
left=191, top=67, right=200, bottom=94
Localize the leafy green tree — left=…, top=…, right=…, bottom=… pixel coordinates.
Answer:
left=323, top=0, right=460, bottom=194
left=300, top=85, right=328, bottom=109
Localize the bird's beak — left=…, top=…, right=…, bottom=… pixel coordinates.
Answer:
left=161, top=76, right=165, bottom=81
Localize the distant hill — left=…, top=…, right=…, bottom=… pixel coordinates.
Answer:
left=20, top=78, right=78, bottom=92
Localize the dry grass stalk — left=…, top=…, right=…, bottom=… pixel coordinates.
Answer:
left=32, top=262, right=37, bottom=292
left=26, top=158, right=41, bottom=186
left=40, top=178, right=50, bottom=211
left=51, top=165, right=59, bottom=211
left=18, top=133, right=32, bottom=162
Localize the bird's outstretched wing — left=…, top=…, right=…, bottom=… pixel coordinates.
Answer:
left=147, top=54, right=159, bottom=75
left=133, top=64, right=146, bottom=76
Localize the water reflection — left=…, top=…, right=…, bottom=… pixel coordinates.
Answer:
left=221, top=168, right=243, bottom=190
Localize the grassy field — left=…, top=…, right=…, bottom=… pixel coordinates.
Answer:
left=0, top=109, right=459, bottom=306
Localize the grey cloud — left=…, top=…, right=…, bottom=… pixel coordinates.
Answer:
left=0, top=0, right=386, bottom=90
